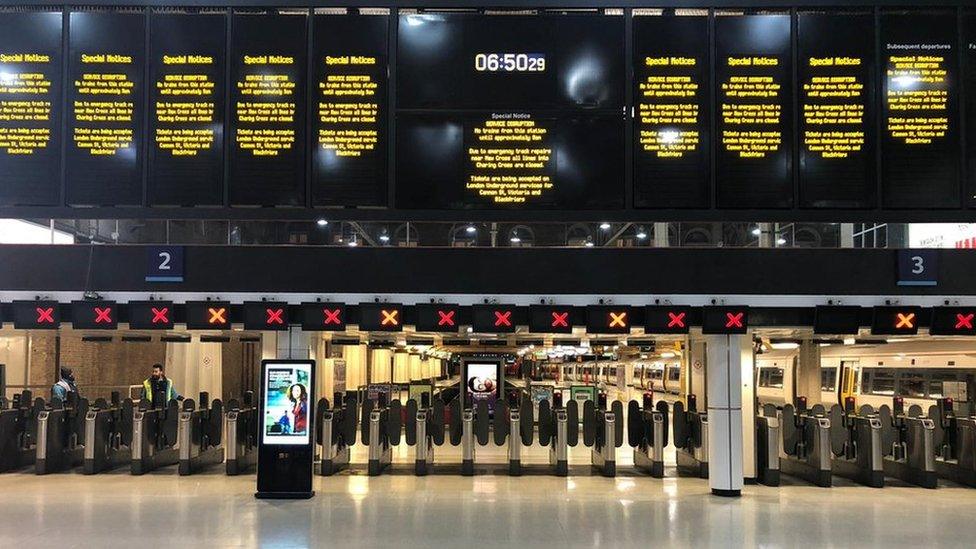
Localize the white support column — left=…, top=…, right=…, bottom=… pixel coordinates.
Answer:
left=705, top=334, right=745, bottom=497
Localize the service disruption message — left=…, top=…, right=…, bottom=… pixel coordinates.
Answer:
left=466, top=113, right=554, bottom=205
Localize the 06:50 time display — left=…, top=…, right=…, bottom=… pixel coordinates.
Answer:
left=474, top=53, right=546, bottom=72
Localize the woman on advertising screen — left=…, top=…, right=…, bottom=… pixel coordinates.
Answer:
left=288, top=383, right=308, bottom=435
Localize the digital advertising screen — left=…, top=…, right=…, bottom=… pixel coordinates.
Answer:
left=65, top=11, right=145, bottom=206
left=633, top=15, right=710, bottom=208
left=261, top=361, right=313, bottom=445
left=797, top=12, right=876, bottom=208
left=228, top=14, right=307, bottom=206
left=714, top=14, right=793, bottom=208
left=148, top=13, right=226, bottom=206
left=0, top=11, right=62, bottom=206
left=311, top=13, right=388, bottom=207
left=880, top=11, right=960, bottom=208
left=465, top=361, right=500, bottom=410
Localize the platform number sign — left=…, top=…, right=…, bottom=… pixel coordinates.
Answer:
left=146, top=246, right=185, bottom=283
left=897, top=249, right=937, bottom=287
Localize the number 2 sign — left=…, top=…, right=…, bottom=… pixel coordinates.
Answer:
left=146, top=246, right=185, bottom=282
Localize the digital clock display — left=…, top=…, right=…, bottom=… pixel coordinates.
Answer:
left=474, top=53, right=546, bottom=72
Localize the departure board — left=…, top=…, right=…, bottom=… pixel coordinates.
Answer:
left=396, top=13, right=624, bottom=210
left=881, top=12, right=960, bottom=208
left=966, top=14, right=976, bottom=206
left=633, top=15, right=710, bottom=208
left=0, top=12, right=62, bottom=206
left=715, top=14, right=793, bottom=208
left=228, top=14, right=307, bottom=206
left=797, top=13, right=876, bottom=208
left=65, top=11, right=145, bottom=206
left=148, top=13, right=226, bottom=206
left=311, top=14, right=388, bottom=207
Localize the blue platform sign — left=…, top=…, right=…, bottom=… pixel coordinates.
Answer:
left=146, top=246, right=184, bottom=282
left=897, top=249, right=937, bottom=287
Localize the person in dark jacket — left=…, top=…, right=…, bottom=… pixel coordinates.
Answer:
left=51, top=367, right=79, bottom=402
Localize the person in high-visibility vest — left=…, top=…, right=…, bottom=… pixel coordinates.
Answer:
left=140, top=363, right=183, bottom=408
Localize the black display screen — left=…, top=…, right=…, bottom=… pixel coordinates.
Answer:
left=471, top=304, right=518, bottom=333
left=701, top=306, right=749, bottom=335
left=396, top=13, right=624, bottom=210
left=228, top=14, right=307, bottom=206
left=0, top=12, right=62, bottom=206
left=65, top=12, right=145, bottom=206
left=127, top=300, right=175, bottom=330
left=357, top=302, right=402, bottom=332
left=528, top=305, right=576, bottom=334
left=148, top=13, right=226, bottom=206
left=71, top=300, right=117, bottom=329
left=12, top=300, right=60, bottom=329
left=965, top=14, right=976, bottom=207
left=585, top=305, right=632, bottom=334
left=301, top=302, right=346, bottom=331
left=185, top=300, right=231, bottom=330
left=243, top=301, right=289, bottom=331
left=633, top=15, right=710, bottom=208
left=397, top=13, right=623, bottom=110
left=797, top=13, right=876, bottom=208
left=880, top=12, right=960, bottom=208
left=311, top=14, right=388, bottom=207
left=715, top=14, right=793, bottom=208
left=415, top=303, right=462, bottom=332
left=813, top=305, right=862, bottom=334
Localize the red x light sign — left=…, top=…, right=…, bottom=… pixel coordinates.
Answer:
left=871, top=306, right=921, bottom=335
left=70, top=301, right=117, bottom=330
left=414, top=304, right=460, bottom=332
left=438, top=310, right=456, bottom=327
left=930, top=307, right=976, bottom=336
left=13, top=301, right=60, bottom=329
left=645, top=306, right=693, bottom=334
left=473, top=305, right=517, bottom=333
left=301, top=302, right=346, bottom=331
left=127, top=301, right=174, bottom=330
left=702, top=306, right=749, bottom=335
left=529, top=305, right=573, bottom=333
left=243, top=302, right=288, bottom=331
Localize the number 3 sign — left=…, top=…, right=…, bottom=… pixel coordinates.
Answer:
left=897, top=249, right=937, bottom=287
left=146, top=246, right=185, bottom=282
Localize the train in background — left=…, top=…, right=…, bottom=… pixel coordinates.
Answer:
left=756, top=339, right=976, bottom=410
left=529, top=356, right=682, bottom=395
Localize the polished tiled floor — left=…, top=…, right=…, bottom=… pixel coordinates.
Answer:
left=2, top=444, right=976, bottom=548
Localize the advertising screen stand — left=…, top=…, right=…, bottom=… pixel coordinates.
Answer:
left=461, top=358, right=504, bottom=411
left=255, top=359, right=316, bottom=499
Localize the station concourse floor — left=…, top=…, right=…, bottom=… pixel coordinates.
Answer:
left=5, top=442, right=976, bottom=549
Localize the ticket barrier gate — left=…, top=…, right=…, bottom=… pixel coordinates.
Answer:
left=779, top=398, right=831, bottom=487
left=131, top=399, right=180, bottom=475
left=755, top=404, right=780, bottom=486
left=828, top=398, right=884, bottom=488
left=36, top=393, right=88, bottom=474
left=317, top=393, right=357, bottom=476
left=404, top=394, right=444, bottom=475
left=673, top=395, right=708, bottom=478
left=447, top=398, right=490, bottom=476
left=629, top=394, right=669, bottom=478
left=539, top=394, right=577, bottom=477
left=505, top=395, right=533, bottom=476
left=877, top=397, right=936, bottom=488
left=363, top=394, right=391, bottom=476
left=0, top=391, right=39, bottom=472
left=225, top=392, right=258, bottom=476
left=83, top=393, right=133, bottom=474
left=930, top=397, right=976, bottom=487
left=178, top=393, right=224, bottom=475
left=585, top=393, right=622, bottom=477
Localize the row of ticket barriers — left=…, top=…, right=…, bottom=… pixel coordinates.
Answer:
left=0, top=389, right=257, bottom=476
left=3, top=385, right=975, bottom=487
left=755, top=395, right=976, bottom=488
